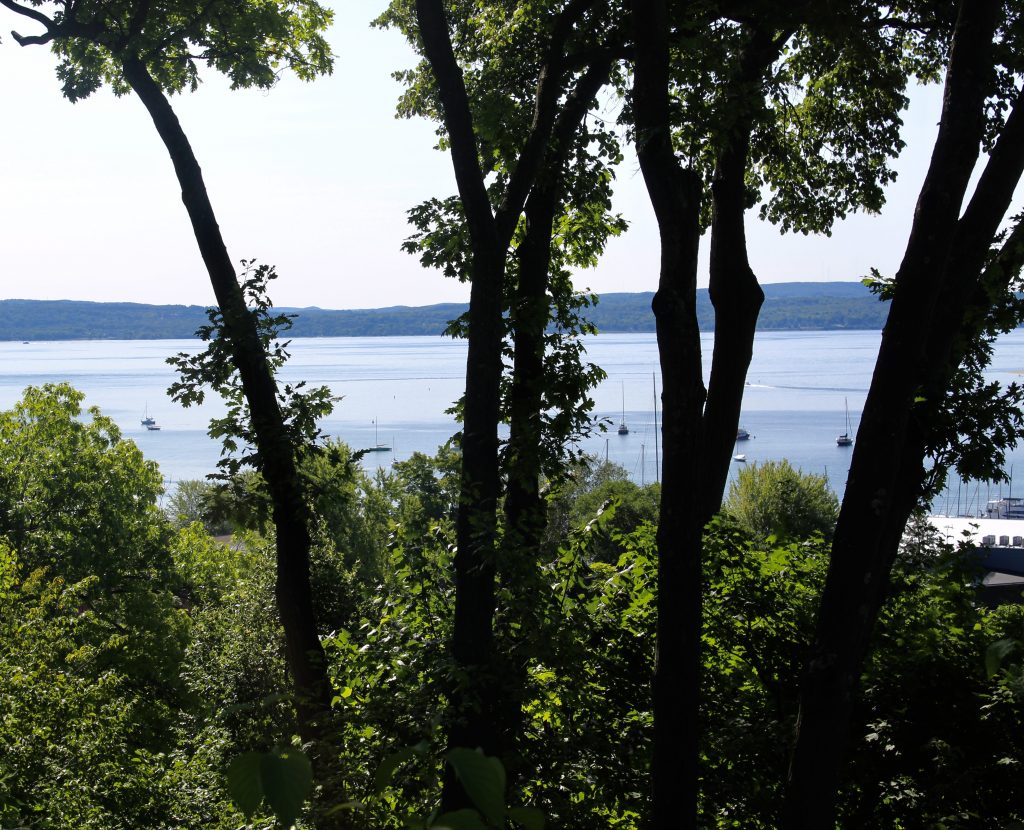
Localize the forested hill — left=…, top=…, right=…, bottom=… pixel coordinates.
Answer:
left=0, top=282, right=890, bottom=341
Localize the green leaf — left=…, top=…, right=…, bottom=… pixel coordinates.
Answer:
left=374, top=743, right=426, bottom=793
left=445, top=749, right=506, bottom=826
left=260, top=748, right=313, bottom=829
left=508, top=806, right=545, bottom=829
left=986, top=638, right=1018, bottom=678
left=226, top=752, right=265, bottom=817
left=431, top=808, right=489, bottom=830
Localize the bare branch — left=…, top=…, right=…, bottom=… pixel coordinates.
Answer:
left=11, top=29, right=53, bottom=45
left=0, top=0, right=55, bottom=45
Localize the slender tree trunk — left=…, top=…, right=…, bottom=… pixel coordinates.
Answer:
left=700, top=31, right=786, bottom=522
left=630, top=1, right=705, bottom=827
left=121, top=56, right=331, bottom=730
left=784, top=5, right=1002, bottom=827
left=504, top=189, right=557, bottom=565
left=701, top=134, right=762, bottom=522
left=415, top=0, right=614, bottom=809
left=414, top=1, right=509, bottom=809
left=121, top=55, right=348, bottom=829
left=496, top=185, right=556, bottom=776
left=498, top=55, right=615, bottom=783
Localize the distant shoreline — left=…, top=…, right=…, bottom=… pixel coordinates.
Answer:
left=1, top=282, right=891, bottom=341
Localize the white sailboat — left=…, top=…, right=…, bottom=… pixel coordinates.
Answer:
left=617, top=382, right=629, bottom=435
left=141, top=405, right=160, bottom=430
left=837, top=398, right=853, bottom=446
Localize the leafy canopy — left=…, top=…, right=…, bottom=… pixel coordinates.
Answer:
left=1, top=0, right=333, bottom=100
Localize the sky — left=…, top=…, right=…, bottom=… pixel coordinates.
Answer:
left=0, top=3, right=1008, bottom=310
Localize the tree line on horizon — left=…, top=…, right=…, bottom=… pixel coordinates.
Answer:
left=0, top=285, right=892, bottom=340
left=1, top=1, right=1024, bottom=829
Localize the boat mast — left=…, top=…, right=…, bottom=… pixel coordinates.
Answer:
left=653, top=371, right=659, bottom=484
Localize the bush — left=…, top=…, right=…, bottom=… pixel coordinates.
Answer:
left=723, top=459, right=839, bottom=542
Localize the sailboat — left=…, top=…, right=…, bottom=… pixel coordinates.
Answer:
left=366, top=418, right=391, bottom=452
left=141, top=405, right=160, bottom=431
left=837, top=398, right=853, bottom=446
left=617, top=382, right=629, bottom=435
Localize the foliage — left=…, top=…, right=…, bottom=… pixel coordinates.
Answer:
left=166, top=478, right=233, bottom=535
left=2, top=394, right=1022, bottom=828
left=0, top=383, right=170, bottom=584
left=168, top=261, right=336, bottom=479
left=227, top=747, right=314, bottom=829
left=542, top=458, right=660, bottom=562
left=2, top=0, right=332, bottom=101
left=723, top=459, right=839, bottom=543
left=841, top=527, right=1024, bottom=828
left=0, top=387, right=251, bottom=829
left=170, top=439, right=394, bottom=633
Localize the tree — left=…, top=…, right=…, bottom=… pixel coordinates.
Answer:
left=542, top=459, right=661, bottom=563
left=0, top=385, right=198, bottom=828
left=379, top=0, right=623, bottom=806
left=626, top=2, right=943, bottom=824
left=0, top=1, right=340, bottom=801
left=786, top=2, right=1024, bottom=825
left=0, top=383, right=170, bottom=589
left=723, top=460, right=839, bottom=543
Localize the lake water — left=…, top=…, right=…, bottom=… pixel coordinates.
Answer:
left=3, top=330, right=1024, bottom=506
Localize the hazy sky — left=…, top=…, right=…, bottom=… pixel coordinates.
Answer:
left=0, top=4, right=1008, bottom=310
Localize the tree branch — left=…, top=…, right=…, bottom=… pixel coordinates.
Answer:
left=547, top=53, right=616, bottom=170
left=0, top=0, right=54, bottom=30
left=415, top=0, right=499, bottom=255
left=11, top=29, right=53, bottom=45
left=128, top=0, right=151, bottom=41
left=1, top=0, right=55, bottom=45
left=494, top=0, right=601, bottom=246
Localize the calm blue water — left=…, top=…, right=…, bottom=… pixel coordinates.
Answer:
left=3, top=330, right=1024, bottom=503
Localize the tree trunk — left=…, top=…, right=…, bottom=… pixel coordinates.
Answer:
left=415, top=0, right=613, bottom=809
left=498, top=54, right=615, bottom=783
left=701, top=130, right=763, bottom=523
left=700, top=30, right=787, bottom=522
left=503, top=188, right=557, bottom=570
left=496, top=184, right=556, bottom=776
left=414, top=0, right=509, bottom=809
left=120, top=55, right=346, bottom=829
left=630, top=1, right=705, bottom=827
left=121, top=55, right=331, bottom=729
left=784, top=4, right=1002, bottom=827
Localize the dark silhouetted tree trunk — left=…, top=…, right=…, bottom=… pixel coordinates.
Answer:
left=416, top=0, right=506, bottom=788
left=121, top=56, right=331, bottom=737
left=498, top=56, right=614, bottom=782
left=414, top=0, right=608, bottom=809
left=783, top=4, right=1015, bottom=827
left=630, top=1, right=705, bottom=827
left=700, top=30, right=786, bottom=522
